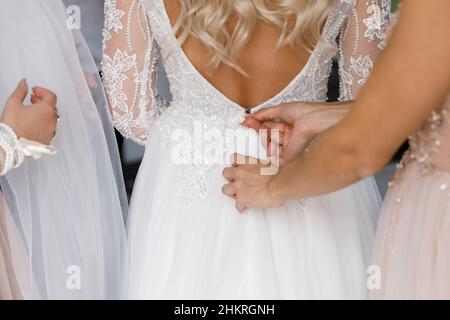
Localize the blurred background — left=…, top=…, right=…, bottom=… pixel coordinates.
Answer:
left=65, top=0, right=403, bottom=198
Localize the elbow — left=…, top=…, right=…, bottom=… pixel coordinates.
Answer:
left=353, top=153, right=390, bottom=180
left=335, top=141, right=391, bottom=181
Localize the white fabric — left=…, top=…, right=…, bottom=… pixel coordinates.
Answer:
left=103, top=0, right=390, bottom=299
left=0, top=132, right=57, bottom=176
left=63, top=0, right=105, bottom=70
left=0, top=0, right=127, bottom=299
left=15, top=138, right=57, bottom=160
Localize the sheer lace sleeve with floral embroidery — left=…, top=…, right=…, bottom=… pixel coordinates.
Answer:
left=102, top=0, right=168, bottom=145
left=338, top=0, right=391, bottom=100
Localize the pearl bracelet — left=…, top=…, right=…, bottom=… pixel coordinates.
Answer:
left=0, top=122, right=23, bottom=175
left=0, top=123, right=57, bottom=176
left=0, top=134, right=14, bottom=175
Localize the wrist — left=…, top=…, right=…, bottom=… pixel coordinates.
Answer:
left=267, top=173, right=289, bottom=207
left=0, top=117, right=21, bottom=139
left=0, top=123, right=20, bottom=175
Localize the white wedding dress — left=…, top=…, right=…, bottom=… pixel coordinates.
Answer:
left=103, top=0, right=391, bottom=299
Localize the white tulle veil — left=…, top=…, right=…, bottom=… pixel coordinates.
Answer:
left=0, top=0, right=127, bottom=299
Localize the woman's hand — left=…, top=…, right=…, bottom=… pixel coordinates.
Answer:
left=1, top=79, right=58, bottom=145
left=242, top=102, right=352, bottom=164
left=222, top=154, right=286, bottom=213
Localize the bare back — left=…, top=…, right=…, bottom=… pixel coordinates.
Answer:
left=164, top=0, right=311, bottom=110
left=102, top=0, right=390, bottom=145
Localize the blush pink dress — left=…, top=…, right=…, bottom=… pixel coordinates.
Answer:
left=372, top=95, right=450, bottom=299
left=0, top=194, right=22, bottom=299
left=0, top=193, right=39, bottom=300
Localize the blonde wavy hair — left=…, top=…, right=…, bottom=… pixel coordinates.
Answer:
left=174, top=0, right=334, bottom=74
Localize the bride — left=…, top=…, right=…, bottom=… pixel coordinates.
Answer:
left=103, top=0, right=391, bottom=299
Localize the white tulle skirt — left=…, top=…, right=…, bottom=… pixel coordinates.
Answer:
left=125, top=128, right=381, bottom=300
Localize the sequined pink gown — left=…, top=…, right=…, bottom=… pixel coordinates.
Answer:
left=372, top=95, right=450, bottom=299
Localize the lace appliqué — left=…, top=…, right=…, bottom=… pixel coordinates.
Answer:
left=103, top=0, right=124, bottom=41
left=363, top=0, right=391, bottom=50
left=102, top=0, right=167, bottom=145
left=177, top=165, right=209, bottom=208
left=156, top=105, right=245, bottom=208
left=102, top=49, right=136, bottom=112
left=339, top=0, right=391, bottom=100
left=349, top=54, right=373, bottom=87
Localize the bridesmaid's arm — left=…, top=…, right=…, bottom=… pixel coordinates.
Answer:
left=244, top=0, right=391, bottom=162
left=242, top=101, right=353, bottom=164
left=224, top=0, right=450, bottom=209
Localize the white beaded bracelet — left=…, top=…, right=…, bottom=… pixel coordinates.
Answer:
left=0, top=122, right=57, bottom=175
left=0, top=128, right=17, bottom=175
left=0, top=123, right=21, bottom=169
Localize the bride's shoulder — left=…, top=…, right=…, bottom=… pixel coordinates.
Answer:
left=321, top=0, right=357, bottom=40
left=325, top=0, right=357, bottom=24
left=141, top=0, right=166, bottom=11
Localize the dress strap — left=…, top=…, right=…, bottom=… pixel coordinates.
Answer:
left=141, top=0, right=176, bottom=52
left=322, top=0, right=357, bottom=43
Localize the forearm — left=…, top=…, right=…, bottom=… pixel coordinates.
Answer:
left=301, top=101, right=353, bottom=114
left=0, top=147, right=5, bottom=175
left=282, top=101, right=354, bottom=161
left=302, top=102, right=353, bottom=135
left=0, top=123, right=22, bottom=176
left=270, top=0, right=450, bottom=202
left=270, top=126, right=382, bottom=201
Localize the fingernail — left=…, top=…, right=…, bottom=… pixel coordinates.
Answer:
left=19, top=79, right=27, bottom=87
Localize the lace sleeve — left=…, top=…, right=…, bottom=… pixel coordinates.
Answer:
left=102, top=0, right=167, bottom=145
left=338, top=0, right=391, bottom=100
